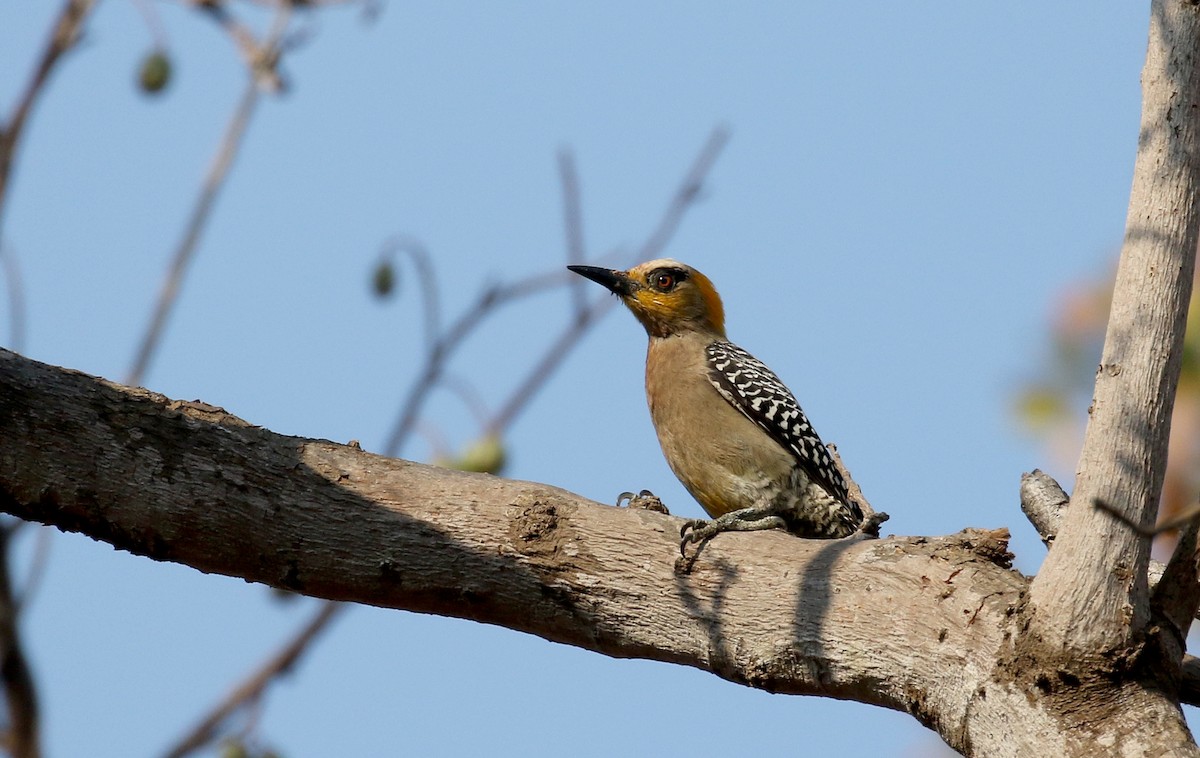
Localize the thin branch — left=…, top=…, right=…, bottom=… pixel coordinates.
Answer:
left=488, top=127, right=729, bottom=435
left=1019, top=470, right=1181, bottom=613
left=487, top=301, right=605, bottom=434
left=127, top=3, right=295, bottom=386
left=178, top=127, right=729, bottom=754
left=161, top=602, right=341, bottom=758
left=0, top=0, right=97, bottom=248
left=12, top=526, right=51, bottom=613
left=1094, top=498, right=1200, bottom=538
left=126, top=78, right=262, bottom=386
left=635, top=126, right=729, bottom=262
left=0, top=526, right=39, bottom=758
left=558, top=148, right=587, bottom=315
left=381, top=270, right=572, bottom=456
left=1019, top=469, right=1069, bottom=548
left=378, top=236, right=440, bottom=355
left=386, top=127, right=728, bottom=455
left=190, top=0, right=288, bottom=92
left=827, top=444, right=887, bottom=536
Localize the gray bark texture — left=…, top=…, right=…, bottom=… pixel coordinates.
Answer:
left=1027, top=0, right=1200, bottom=658
left=0, top=345, right=1194, bottom=757
left=2, top=2, right=1200, bottom=756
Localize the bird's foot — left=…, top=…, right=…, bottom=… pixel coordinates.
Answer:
left=616, top=489, right=670, bottom=514
left=679, top=508, right=788, bottom=557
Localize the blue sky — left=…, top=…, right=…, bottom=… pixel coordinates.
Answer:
left=0, top=2, right=1165, bottom=756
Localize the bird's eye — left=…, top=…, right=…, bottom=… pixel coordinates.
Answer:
left=653, top=272, right=676, bottom=291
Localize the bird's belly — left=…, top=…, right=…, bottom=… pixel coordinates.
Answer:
left=653, top=413, right=790, bottom=518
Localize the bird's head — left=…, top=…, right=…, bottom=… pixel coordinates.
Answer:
left=568, top=259, right=726, bottom=339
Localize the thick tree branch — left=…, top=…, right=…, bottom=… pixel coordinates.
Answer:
left=1027, top=0, right=1200, bottom=655
left=1019, top=469, right=1170, bottom=592
left=1, top=349, right=1197, bottom=756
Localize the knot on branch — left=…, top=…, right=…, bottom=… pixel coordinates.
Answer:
left=508, top=497, right=584, bottom=570
left=936, top=528, right=1013, bottom=569
left=513, top=500, right=559, bottom=543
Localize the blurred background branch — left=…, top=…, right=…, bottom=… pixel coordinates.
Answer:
left=164, top=126, right=727, bottom=757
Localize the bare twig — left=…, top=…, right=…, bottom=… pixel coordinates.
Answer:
left=0, top=525, right=39, bottom=758
left=126, top=78, right=262, bottom=386
left=1093, top=498, right=1200, bottom=538
left=0, top=0, right=97, bottom=248
left=826, top=444, right=887, bottom=536
left=131, top=0, right=170, bottom=49
left=381, top=269, right=572, bottom=456
left=161, top=601, right=341, bottom=758
left=385, top=128, right=729, bottom=454
left=378, top=236, right=440, bottom=354
left=126, top=2, right=297, bottom=388
left=12, top=526, right=51, bottom=613
left=177, top=127, right=729, bottom=755
left=558, top=149, right=587, bottom=314
left=190, top=0, right=288, bottom=91
left=487, top=304, right=603, bottom=434
left=1149, top=516, right=1200, bottom=652
left=488, top=126, right=730, bottom=435
left=1019, top=469, right=1069, bottom=547
left=635, top=126, right=729, bottom=262
left=127, top=3, right=297, bottom=386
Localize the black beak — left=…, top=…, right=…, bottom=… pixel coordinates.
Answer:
left=567, top=265, right=635, bottom=296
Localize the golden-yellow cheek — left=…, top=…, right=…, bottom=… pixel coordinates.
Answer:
left=622, top=291, right=675, bottom=324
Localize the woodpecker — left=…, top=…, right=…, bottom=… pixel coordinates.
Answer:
left=568, top=259, right=864, bottom=552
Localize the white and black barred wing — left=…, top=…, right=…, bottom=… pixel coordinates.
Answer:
left=705, top=340, right=850, bottom=505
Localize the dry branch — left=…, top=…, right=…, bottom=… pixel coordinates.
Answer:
left=0, top=527, right=38, bottom=758
left=2, top=348, right=1198, bottom=756
left=0, top=0, right=96, bottom=245
left=162, top=602, right=341, bottom=758
left=1027, top=0, right=1200, bottom=656
left=1019, top=469, right=1171, bottom=593
left=128, top=0, right=303, bottom=387
left=0, top=349, right=1014, bottom=745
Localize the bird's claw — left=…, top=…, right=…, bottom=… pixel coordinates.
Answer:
left=617, top=489, right=669, bottom=514
left=679, top=518, right=711, bottom=556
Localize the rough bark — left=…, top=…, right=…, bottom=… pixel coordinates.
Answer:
left=1027, top=0, right=1200, bottom=658
left=1, top=4, right=1199, bottom=756
left=1020, top=470, right=1168, bottom=604
left=0, top=349, right=1196, bottom=757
